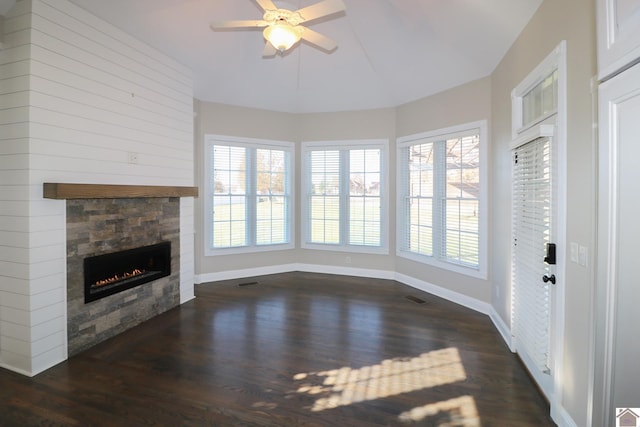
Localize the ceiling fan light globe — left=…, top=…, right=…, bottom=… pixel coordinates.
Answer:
left=263, top=23, right=300, bottom=52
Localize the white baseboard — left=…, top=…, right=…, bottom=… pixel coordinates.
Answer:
left=394, top=272, right=492, bottom=315
left=552, top=403, right=578, bottom=427
left=196, top=263, right=491, bottom=317
left=489, top=308, right=514, bottom=351
left=295, top=263, right=396, bottom=280
left=180, top=293, right=196, bottom=304
left=195, top=263, right=301, bottom=284
left=0, top=362, right=34, bottom=377
left=196, top=265, right=525, bottom=358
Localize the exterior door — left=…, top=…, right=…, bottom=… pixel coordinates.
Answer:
left=511, top=128, right=556, bottom=399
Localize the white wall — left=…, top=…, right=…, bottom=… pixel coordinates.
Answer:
left=0, top=0, right=195, bottom=376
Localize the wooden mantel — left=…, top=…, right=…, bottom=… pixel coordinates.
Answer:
left=43, top=183, right=198, bottom=199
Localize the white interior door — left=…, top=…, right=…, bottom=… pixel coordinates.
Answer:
left=597, top=0, right=640, bottom=80
left=595, top=62, right=640, bottom=426
left=511, top=128, right=556, bottom=398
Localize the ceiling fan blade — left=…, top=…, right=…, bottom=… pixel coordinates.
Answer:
left=210, top=20, right=268, bottom=30
left=300, top=27, right=337, bottom=52
left=255, top=0, right=278, bottom=11
left=296, top=0, right=346, bottom=23
left=263, top=41, right=277, bottom=57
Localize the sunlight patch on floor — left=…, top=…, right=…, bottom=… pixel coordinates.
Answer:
left=292, top=347, right=466, bottom=412
left=398, top=395, right=480, bottom=425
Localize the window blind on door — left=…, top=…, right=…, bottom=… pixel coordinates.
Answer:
left=511, top=136, right=552, bottom=374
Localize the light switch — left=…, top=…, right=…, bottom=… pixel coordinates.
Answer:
left=570, top=242, right=579, bottom=263
left=579, top=245, right=588, bottom=267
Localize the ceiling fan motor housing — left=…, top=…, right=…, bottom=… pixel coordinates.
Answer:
left=263, top=9, right=304, bottom=26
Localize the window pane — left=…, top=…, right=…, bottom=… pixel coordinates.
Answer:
left=211, top=145, right=248, bottom=248
left=522, top=69, right=558, bottom=127
left=408, top=197, right=433, bottom=256
left=408, top=224, right=432, bottom=255
left=256, top=196, right=288, bottom=245
left=256, top=148, right=290, bottom=246
left=349, top=149, right=381, bottom=246
left=405, top=142, right=434, bottom=256
left=257, top=149, right=286, bottom=195
left=209, top=142, right=292, bottom=251
left=459, top=232, right=479, bottom=266
left=310, top=195, right=340, bottom=244
left=212, top=198, right=247, bottom=248
left=305, top=145, right=385, bottom=250
left=444, top=134, right=480, bottom=267
left=324, top=220, right=340, bottom=244
left=309, top=150, right=341, bottom=245
left=401, top=127, right=482, bottom=271
left=311, top=150, right=340, bottom=195
left=364, top=220, right=380, bottom=246
left=409, top=143, right=434, bottom=197
left=460, top=200, right=479, bottom=232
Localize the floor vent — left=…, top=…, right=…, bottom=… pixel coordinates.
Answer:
left=238, top=281, right=259, bottom=287
left=405, top=295, right=426, bottom=304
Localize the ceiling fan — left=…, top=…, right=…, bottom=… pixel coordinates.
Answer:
left=210, top=0, right=346, bottom=57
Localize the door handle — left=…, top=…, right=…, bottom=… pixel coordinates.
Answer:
left=542, top=274, right=556, bottom=284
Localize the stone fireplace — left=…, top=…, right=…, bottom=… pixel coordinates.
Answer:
left=43, top=183, right=197, bottom=356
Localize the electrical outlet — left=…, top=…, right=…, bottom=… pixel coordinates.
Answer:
left=345, top=256, right=351, bottom=264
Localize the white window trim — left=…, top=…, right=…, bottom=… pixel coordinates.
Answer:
left=204, top=134, right=295, bottom=256
left=396, top=120, right=488, bottom=280
left=301, top=139, right=389, bottom=255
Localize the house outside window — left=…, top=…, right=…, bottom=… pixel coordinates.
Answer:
left=397, top=121, right=487, bottom=278
left=205, top=135, right=294, bottom=255
left=302, top=140, right=388, bottom=254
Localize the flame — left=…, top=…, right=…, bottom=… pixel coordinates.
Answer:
left=93, top=268, right=146, bottom=288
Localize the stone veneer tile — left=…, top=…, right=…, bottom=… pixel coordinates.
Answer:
left=66, top=198, right=180, bottom=356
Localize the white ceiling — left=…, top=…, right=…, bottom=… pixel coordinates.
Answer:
left=5, top=0, right=543, bottom=113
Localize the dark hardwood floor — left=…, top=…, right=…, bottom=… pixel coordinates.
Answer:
left=0, top=272, right=555, bottom=426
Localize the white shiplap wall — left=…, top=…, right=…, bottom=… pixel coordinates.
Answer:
left=0, top=0, right=35, bottom=375
left=0, top=0, right=195, bottom=376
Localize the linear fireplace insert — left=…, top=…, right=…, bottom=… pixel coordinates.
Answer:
left=84, top=241, right=171, bottom=303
